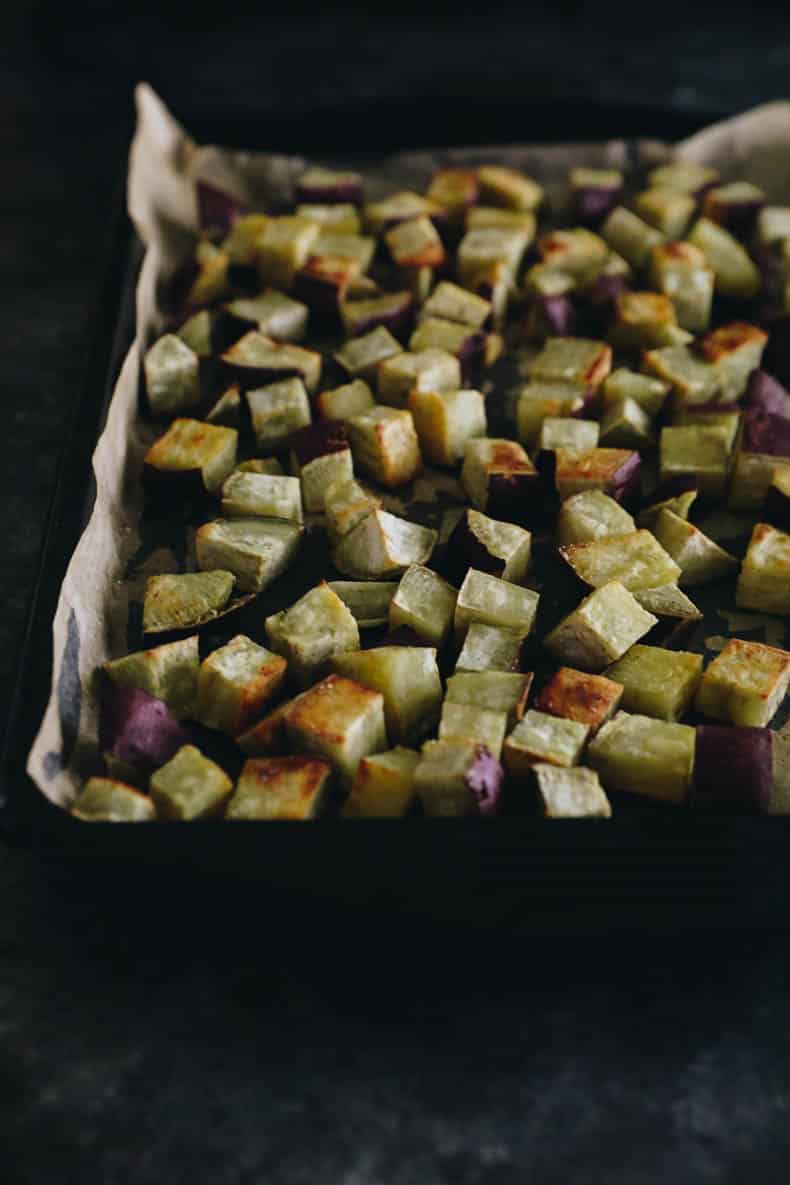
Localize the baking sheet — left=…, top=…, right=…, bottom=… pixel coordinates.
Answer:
left=27, top=83, right=790, bottom=808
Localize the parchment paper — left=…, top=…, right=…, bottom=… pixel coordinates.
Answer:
left=27, top=83, right=790, bottom=808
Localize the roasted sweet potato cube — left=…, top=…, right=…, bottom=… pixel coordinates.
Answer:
left=195, top=519, right=302, bottom=594
left=196, top=635, right=287, bottom=734
left=265, top=582, right=360, bottom=687
left=648, top=241, right=713, bottom=333
left=559, top=529, right=681, bottom=592
left=610, top=290, right=679, bottom=350
left=438, top=701, right=508, bottom=759
left=385, top=215, right=445, bottom=270
left=633, top=188, right=695, bottom=237
left=586, top=711, right=695, bottom=804
left=334, top=326, right=403, bottom=382
left=246, top=378, right=311, bottom=452
left=408, top=318, right=487, bottom=382
left=553, top=448, right=640, bottom=504
left=332, top=509, right=437, bottom=579
left=688, top=217, right=760, bottom=299
left=223, top=332, right=321, bottom=393
left=651, top=508, right=738, bottom=587
left=535, top=666, right=623, bottom=733
left=533, top=764, right=612, bottom=819
left=515, top=381, right=588, bottom=449
left=454, top=568, right=539, bottom=641
left=296, top=167, right=364, bottom=205
left=647, top=162, right=718, bottom=195
left=735, top=522, right=790, bottom=615
left=348, top=405, right=422, bottom=488
left=408, top=387, right=487, bottom=467
left=529, top=337, right=611, bottom=389
left=289, top=420, right=354, bottom=512
left=142, top=572, right=234, bottom=635
left=604, top=644, right=703, bottom=721
left=226, top=756, right=332, bottom=820
left=457, top=226, right=530, bottom=287
left=537, top=227, right=608, bottom=278
left=694, top=639, right=790, bottom=727
left=415, top=737, right=504, bottom=817
left=569, top=167, right=623, bottom=227
left=143, top=334, right=201, bottom=418
left=601, top=206, right=664, bottom=269
left=445, top=509, right=531, bottom=586
left=698, top=322, right=767, bottom=403
left=543, top=582, right=657, bottom=672
left=295, top=203, right=362, bottom=233
left=455, top=623, right=525, bottom=673
left=221, top=472, right=303, bottom=523
left=556, top=490, right=635, bottom=546
left=331, top=646, right=442, bottom=746
left=378, top=348, right=461, bottom=408
left=426, top=168, right=480, bottom=221
left=103, top=635, right=199, bottom=720
left=389, top=564, right=458, bottom=647
left=445, top=671, right=532, bottom=728
left=316, top=379, right=374, bottom=421
left=642, top=345, right=720, bottom=405
left=765, top=468, right=790, bottom=529
left=363, top=190, right=445, bottom=236
left=503, top=710, right=588, bottom=776
left=343, top=747, right=420, bottom=818
left=659, top=426, right=732, bottom=499
left=149, top=744, right=234, bottom=820
left=221, top=289, right=309, bottom=343
left=477, top=165, right=543, bottom=212
left=539, top=418, right=600, bottom=452
left=256, top=215, right=320, bottom=289
left=461, top=438, right=542, bottom=524
left=71, top=778, right=156, bottom=823
left=323, top=477, right=379, bottom=544
left=144, top=418, right=237, bottom=494
left=283, top=674, right=387, bottom=786
left=421, top=282, right=491, bottom=329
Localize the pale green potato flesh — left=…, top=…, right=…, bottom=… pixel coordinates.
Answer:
left=503, top=709, right=589, bottom=776
left=642, top=346, right=720, bottom=404
left=389, top=564, right=458, bottom=646
left=344, top=747, right=420, bottom=818
left=195, top=519, right=303, bottom=593
left=532, top=764, right=611, bottom=819
left=632, top=584, right=702, bottom=621
left=688, top=217, right=760, bottom=299
left=414, top=738, right=488, bottom=817
left=144, top=418, right=238, bottom=492
left=538, top=417, right=600, bottom=452
left=529, top=337, right=611, bottom=388
left=176, top=310, right=213, bottom=356
left=246, top=378, right=311, bottom=451
left=236, top=457, right=284, bottom=477
left=603, top=369, right=669, bottom=418
left=736, top=523, right=790, bottom=615
left=323, top=477, right=379, bottom=543
left=598, top=397, right=654, bottom=449
left=142, top=571, right=234, bottom=634
left=317, top=379, right=374, bottom=421
left=266, top=584, right=360, bottom=687
left=649, top=249, right=713, bottom=333
left=224, top=289, right=309, bottom=341
left=601, top=206, right=664, bottom=269
left=463, top=510, right=532, bottom=583
left=332, top=510, right=437, bottom=579
left=421, top=282, right=491, bottom=328
left=144, top=333, right=201, bottom=417
left=378, top=348, right=461, bottom=408
left=456, top=227, right=530, bottom=286
left=634, top=188, right=695, bottom=237
left=560, top=529, right=681, bottom=592
left=605, top=644, right=703, bottom=721
left=637, top=488, right=697, bottom=529
left=348, top=405, right=422, bottom=488
left=439, top=702, right=508, bottom=759
left=651, top=509, right=738, bottom=587
left=256, top=215, right=320, bottom=288
left=334, top=327, right=402, bottom=380
left=327, top=581, right=398, bottom=628
left=149, top=745, right=234, bottom=820
left=516, top=381, right=588, bottom=446
left=284, top=675, right=388, bottom=787
left=331, top=646, right=443, bottom=745
left=659, top=425, right=732, bottom=498
left=544, top=581, right=658, bottom=672
left=694, top=639, right=790, bottom=727
left=297, top=449, right=355, bottom=513
left=557, top=490, right=636, bottom=546
left=71, top=779, right=156, bottom=822
left=103, top=635, right=199, bottom=719
left=454, top=568, right=539, bottom=639
left=455, top=623, right=524, bottom=673
left=221, top=472, right=303, bottom=523
left=445, top=671, right=532, bottom=726
left=729, top=454, right=790, bottom=511
left=586, top=711, right=695, bottom=804
left=226, top=756, right=332, bottom=820
left=225, top=331, right=321, bottom=391
left=408, top=388, right=487, bottom=467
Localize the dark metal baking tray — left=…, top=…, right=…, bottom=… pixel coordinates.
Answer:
left=4, top=98, right=790, bottom=932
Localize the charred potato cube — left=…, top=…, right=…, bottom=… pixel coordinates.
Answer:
left=600, top=206, right=664, bottom=269
left=695, top=638, right=790, bottom=727
left=348, top=406, right=421, bottom=488
left=445, top=509, right=531, bottom=585
left=226, top=756, right=332, bottom=820
left=385, top=215, right=445, bottom=290
left=144, top=418, right=237, bottom=495
left=408, top=387, right=487, bottom=467
left=515, top=380, right=588, bottom=449
left=445, top=671, right=532, bottom=727
left=736, top=522, right=790, bottom=615
left=544, top=581, right=658, bottom=672
left=647, top=161, right=718, bottom=195
left=289, top=420, right=354, bottom=512
left=535, top=666, right=623, bottom=733
left=421, top=282, right=491, bottom=329
left=461, top=438, right=542, bottom=524
left=556, top=490, right=635, bottom=546
left=426, top=167, right=480, bottom=221
left=343, top=747, right=420, bottom=818
left=455, top=623, right=525, bottom=673
left=454, top=568, right=539, bottom=641
left=642, top=345, right=720, bottom=405
left=688, top=218, right=761, bottom=299
left=698, top=322, right=767, bottom=403
left=633, top=188, right=695, bottom=238
left=222, top=331, right=321, bottom=393
left=378, top=348, right=461, bottom=409
left=439, top=702, right=508, bottom=760
left=538, top=417, right=600, bottom=452
left=477, top=165, right=543, bottom=212
left=222, top=289, right=309, bottom=343
left=142, top=571, right=234, bottom=635
left=149, top=744, right=234, bottom=820
left=334, top=326, right=402, bottom=382
left=602, top=368, right=669, bottom=418
left=221, top=472, right=303, bottom=523
left=586, top=711, right=695, bottom=804
left=532, top=764, right=612, bottom=819
left=283, top=674, right=387, bottom=786
left=256, top=215, right=320, bottom=289
left=71, top=778, right=156, bottom=823
left=196, top=635, right=287, bottom=734
left=195, top=519, right=302, bottom=593
left=265, top=582, right=360, bottom=687
left=389, top=564, right=458, bottom=647
left=103, top=635, right=199, bottom=720
left=332, top=646, right=442, bottom=745
left=651, top=508, right=738, bottom=587
left=598, top=398, right=654, bottom=450
left=503, top=710, right=588, bottom=776
left=648, top=241, right=714, bottom=333
left=605, top=644, right=703, bottom=721
left=328, top=580, right=397, bottom=629
left=610, top=291, right=680, bottom=351
left=560, top=529, right=681, bottom=593
left=415, top=737, right=504, bottom=817
left=143, top=334, right=201, bottom=418
left=332, top=509, right=437, bottom=579
left=659, top=425, right=732, bottom=499
left=529, top=337, right=611, bottom=390
left=295, top=167, right=364, bottom=206
left=316, top=379, right=374, bottom=421
left=553, top=448, right=641, bottom=504
left=246, top=378, right=311, bottom=452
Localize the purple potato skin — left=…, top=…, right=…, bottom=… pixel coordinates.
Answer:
left=292, top=267, right=348, bottom=331
left=573, top=183, right=623, bottom=229
left=100, top=686, right=190, bottom=778
left=703, top=193, right=765, bottom=240
left=743, top=369, right=790, bottom=419
left=348, top=294, right=414, bottom=341
left=486, top=469, right=548, bottom=529
left=693, top=725, right=773, bottom=812
left=290, top=419, right=349, bottom=466
left=583, top=272, right=629, bottom=335
left=764, top=479, right=790, bottom=530
left=525, top=293, right=577, bottom=340
left=742, top=410, right=790, bottom=458
left=456, top=331, right=487, bottom=386
left=467, top=746, right=504, bottom=817
left=196, top=181, right=247, bottom=238
left=610, top=452, right=642, bottom=505
left=295, top=178, right=364, bottom=206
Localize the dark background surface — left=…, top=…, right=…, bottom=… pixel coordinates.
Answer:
left=3, top=5, right=790, bottom=1182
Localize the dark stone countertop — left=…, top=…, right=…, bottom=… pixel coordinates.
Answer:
left=3, top=7, right=790, bottom=1182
